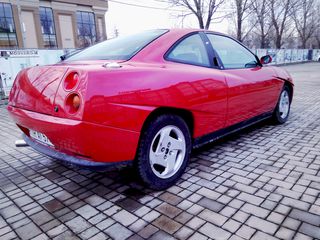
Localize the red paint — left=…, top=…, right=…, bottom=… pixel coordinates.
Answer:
left=7, top=29, right=293, bottom=164
left=224, top=66, right=283, bottom=126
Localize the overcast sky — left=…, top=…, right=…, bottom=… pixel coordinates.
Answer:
left=105, top=0, right=231, bottom=38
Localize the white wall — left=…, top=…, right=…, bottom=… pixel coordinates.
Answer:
left=0, top=49, right=65, bottom=97
left=253, top=49, right=312, bottom=64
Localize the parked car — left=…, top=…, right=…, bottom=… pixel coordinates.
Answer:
left=7, top=29, right=293, bottom=189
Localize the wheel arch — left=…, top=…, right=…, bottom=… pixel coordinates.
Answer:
left=139, top=107, right=195, bottom=142
left=283, top=81, right=294, bottom=103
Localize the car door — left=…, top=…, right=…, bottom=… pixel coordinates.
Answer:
left=164, top=33, right=228, bottom=137
left=206, top=34, right=282, bottom=127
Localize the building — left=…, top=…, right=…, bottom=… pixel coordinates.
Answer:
left=0, top=0, right=108, bottom=49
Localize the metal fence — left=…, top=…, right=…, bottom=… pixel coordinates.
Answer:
left=1, top=48, right=320, bottom=99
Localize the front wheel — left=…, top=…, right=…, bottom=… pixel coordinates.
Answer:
left=272, top=85, right=291, bottom=124
left=136, top=114, right=191, bottom=190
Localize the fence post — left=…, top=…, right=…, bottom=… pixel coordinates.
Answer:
left=0, top=74, right=4, bottom=100
left=308, top=49, right=313, bottom=61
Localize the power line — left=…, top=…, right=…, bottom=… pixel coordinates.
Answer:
left=108, top=0, right=184, bottom=12
left=140, top=0, right=171, bottom=4
left=109, top=0, right=234, bottom=13
left=135, top=0, right=170, bottom=4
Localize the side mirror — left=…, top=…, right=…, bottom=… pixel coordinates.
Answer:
left=260, top=55, right=272, bottom=65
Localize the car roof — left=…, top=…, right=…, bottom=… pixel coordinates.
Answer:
left=166, top=28, right=228, bottom=37
left=131, top=28, right=228, bottom=63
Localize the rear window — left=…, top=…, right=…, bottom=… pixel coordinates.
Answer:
left=66, top=29, right=168, bottom=61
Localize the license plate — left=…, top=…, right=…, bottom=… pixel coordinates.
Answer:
left=30, top=130, right=54, bottom=147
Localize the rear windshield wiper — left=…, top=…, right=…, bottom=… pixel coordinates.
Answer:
left=60, top=49, right=83, bottom=61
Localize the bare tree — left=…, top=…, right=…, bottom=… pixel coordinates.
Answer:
left=233, top=0, right=253, bottom=42
left=169, top=0, right=225, bottom=29
left=316, top=1, right=320, bottom=48
left=251, top=0, right=273, bottom=48
left=292, top=0, right=318, bottom=48
left=314, top=22, right=320, bottom=48
left=270, top=0, right=294, bottom=48
left=315, top=33, right=320, bottom=48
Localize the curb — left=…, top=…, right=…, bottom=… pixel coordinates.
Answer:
left=274, top=61, right=315, bottom=67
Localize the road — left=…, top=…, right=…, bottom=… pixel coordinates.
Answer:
left=0, top=62, right=319, bottom=240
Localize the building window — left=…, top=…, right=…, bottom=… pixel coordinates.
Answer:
left=0, top=3, right=18, bottom=48
left=76, top=11, right=96, bottom=48
left=39, top=7, right=57, bottom=48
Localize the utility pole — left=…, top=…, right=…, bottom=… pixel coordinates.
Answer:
left=181, top=10, right=184, bottom=28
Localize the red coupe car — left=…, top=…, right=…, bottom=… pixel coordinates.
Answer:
left=8, top=29, right=293, bottom=189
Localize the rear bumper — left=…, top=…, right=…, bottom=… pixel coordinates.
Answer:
left=7, top=106, right=140, bottom=163
left=23, top=134, right=131, bottom=168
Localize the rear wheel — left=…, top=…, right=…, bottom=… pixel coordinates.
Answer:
left=272, top=85, right=291, bottom=124
left=137, top=114, right=191, bottom=190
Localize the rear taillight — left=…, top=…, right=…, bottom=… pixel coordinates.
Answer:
left=65, top=93, right=81, bottom=114
left=63, top=72, right=79, bottom=91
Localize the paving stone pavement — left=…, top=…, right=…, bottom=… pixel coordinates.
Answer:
left=0, top=62, right=319, bottom=240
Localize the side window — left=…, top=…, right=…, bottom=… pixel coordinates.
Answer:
left=207, top=34, right=258, bottom=69
left=166, top=34, right=210, bottom=67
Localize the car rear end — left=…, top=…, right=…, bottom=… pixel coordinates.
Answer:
left=7, top=64, right=140, bottom=166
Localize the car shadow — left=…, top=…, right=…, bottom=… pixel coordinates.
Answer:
left=50, top=118, right=273, bottom=195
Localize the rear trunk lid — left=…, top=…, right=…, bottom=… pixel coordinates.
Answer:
left=9, top=60, right=126, bottom=117
left=9, top=65, right=68, bottom=115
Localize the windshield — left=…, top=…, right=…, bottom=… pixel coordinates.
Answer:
left=66, top=29, right=168, bottom=61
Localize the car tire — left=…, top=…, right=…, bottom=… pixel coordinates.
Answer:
left=272, top=85, right=291, bottom=124
left=137, top=114, right=191, bottom=190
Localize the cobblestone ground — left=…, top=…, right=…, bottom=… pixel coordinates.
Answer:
left=0, top=63, right=319, bottom=240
